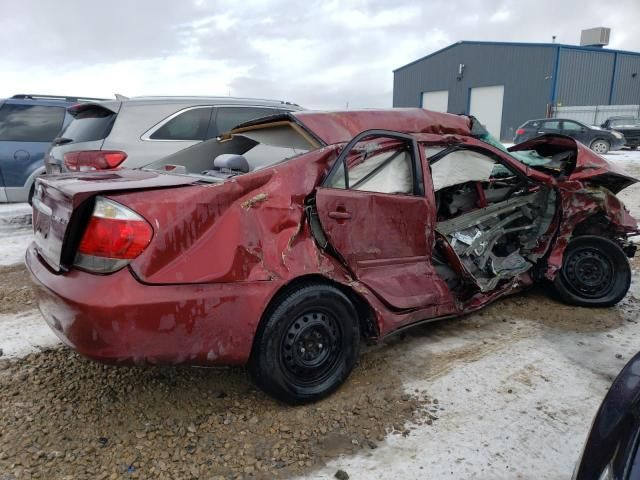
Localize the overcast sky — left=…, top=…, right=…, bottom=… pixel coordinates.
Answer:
left=0, top=0, right=638, bottom=109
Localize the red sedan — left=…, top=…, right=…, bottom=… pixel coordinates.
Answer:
left=27, top=109, right=638, bottom=403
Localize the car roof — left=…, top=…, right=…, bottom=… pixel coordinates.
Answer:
left=234, top=108, right=474, bottom=146
left=526, top=118, right=581, bottom=123
left=4, top=94, right=106, bottom=106
left=118, top=96, right=302, bottom=108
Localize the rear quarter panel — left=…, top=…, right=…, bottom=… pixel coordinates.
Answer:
left=115, top=146, right=343, bottom=285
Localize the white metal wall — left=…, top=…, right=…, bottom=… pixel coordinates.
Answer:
left=552, top=104, right=640, bottom=126
left=469, top=85, right=504, bottom=139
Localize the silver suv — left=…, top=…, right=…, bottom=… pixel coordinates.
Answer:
left=45, top=96, right=302, bottom=173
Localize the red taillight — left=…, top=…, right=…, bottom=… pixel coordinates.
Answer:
left=75, top=197, right=152, bottom=273
left=78, top=216, right=152, bottom=259
left=515, top=129, right=525, bottom=135
left=64, top=150, right=127, bottom=171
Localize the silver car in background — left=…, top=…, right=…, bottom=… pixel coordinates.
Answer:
left=45, top=96, right=302, bottom=173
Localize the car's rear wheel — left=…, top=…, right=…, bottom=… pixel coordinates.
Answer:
left=249, top=283, right=360, bottom=404
left=590, top=139, right=610, bottom=154
left=553, top=235, right=630, bottom=307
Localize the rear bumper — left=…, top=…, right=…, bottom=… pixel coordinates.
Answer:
left=25, top=244, right=276, bottom=366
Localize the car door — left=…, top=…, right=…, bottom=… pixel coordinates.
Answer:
left=536, top=119, right=562, bottom=136
left=561, top=120, right=591, bottom=145
left=0, top=102, right=66, bottom=200
left=314, top=130, right=452, bottom=310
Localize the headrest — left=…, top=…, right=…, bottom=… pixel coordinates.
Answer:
left=213, top=154, right=250, bottom=173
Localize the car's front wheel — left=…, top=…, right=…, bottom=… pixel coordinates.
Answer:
left=590, top=139, right=610, bottom=154
left=553, top=235, right=631, bottom=307
left=249, top=283, right=360, bottom=404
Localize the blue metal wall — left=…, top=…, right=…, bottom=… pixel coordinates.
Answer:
left=555, top=48, right=615, bottom=106
left=393, top=41, right=640, bottom=141
left=612, top=54, right=640, bottom=104
left=393, top=42, right=556, bottom=140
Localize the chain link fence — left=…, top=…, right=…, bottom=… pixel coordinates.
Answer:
left=551, top=105, right=640, bottom=126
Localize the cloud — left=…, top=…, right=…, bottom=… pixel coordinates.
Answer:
left=0, top=0, right=638, bottom=108
left=489, top=9, right=511, bottom=23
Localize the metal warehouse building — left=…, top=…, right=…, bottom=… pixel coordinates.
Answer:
left=393, top=38, right=640, bottom=141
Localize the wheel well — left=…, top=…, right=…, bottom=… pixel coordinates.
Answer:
left=572, top=214, right=620, bottom=240
left=254, top=275, right=379, bottom=348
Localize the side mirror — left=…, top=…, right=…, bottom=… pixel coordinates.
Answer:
left=213, top=154, right=250, bottom=173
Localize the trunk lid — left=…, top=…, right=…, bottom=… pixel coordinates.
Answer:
left=32, top=169, right=196, bottom=271
left=509, top=134, right=639, bottom=193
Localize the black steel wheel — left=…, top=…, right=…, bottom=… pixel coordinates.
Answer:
left=553, top=235, right=631, bottom=307
left=249, top=283, right=360, bottom=404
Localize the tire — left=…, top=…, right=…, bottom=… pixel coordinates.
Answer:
left=249, top=283, right=360, bottom=404
left=553, top=235, right=631, bottom=307
left=590, top=139, right=610, bottom=154
left=630, top=146, right=638, bottom=150
left=27, top=183, right=35, bottom=206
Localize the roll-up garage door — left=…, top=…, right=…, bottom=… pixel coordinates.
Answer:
left=421, top=90, right=449, bottom=113
left=469, top=85, right=504, bottom=139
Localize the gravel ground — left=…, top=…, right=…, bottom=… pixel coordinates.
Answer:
left=0, top=265, right=35, bottom=315
left=0, top=342, right=436, bottom=479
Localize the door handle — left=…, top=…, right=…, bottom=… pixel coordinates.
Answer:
left=328, top=211, right=352, bottom=220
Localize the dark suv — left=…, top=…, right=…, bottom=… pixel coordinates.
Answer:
left=601, top=116, right=640, bottom=150
left=0, top=94, right=104, bottom=203
left=514, top=118, right=625, bottom=154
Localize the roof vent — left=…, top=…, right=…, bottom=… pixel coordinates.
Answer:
left=580, top=27, right=610, bottom=47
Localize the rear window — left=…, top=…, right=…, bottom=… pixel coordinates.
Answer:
left=62, top=106, right=116, bottom=143
left=211, top=107, right=281, bottom=138
left=0, top=104, right=66, bottom=142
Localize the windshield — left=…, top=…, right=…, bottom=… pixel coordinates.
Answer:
left=474, top=126, right=561, bottom=175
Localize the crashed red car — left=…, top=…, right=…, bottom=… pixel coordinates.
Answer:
left=26, top=109, right=639, bottom=404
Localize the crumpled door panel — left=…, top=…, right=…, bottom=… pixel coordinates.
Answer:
left=315, top=187, right=453, bottom=310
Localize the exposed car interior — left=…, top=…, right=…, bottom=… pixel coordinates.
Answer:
left=430, top=147, right=556, bottom=294
left=144, top=121, right=315, bottom=180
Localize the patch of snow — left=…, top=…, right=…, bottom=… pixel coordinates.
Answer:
left=0, top=309, right=60, bottom=359
left=0, top=202, right=32, bottom=219
left=302, top=315, right=639, bottom=480
left=602, top=148, right=640, bottom=166
left=0, top=202, right=32, bottom=266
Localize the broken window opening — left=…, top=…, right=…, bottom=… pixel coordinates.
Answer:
left=143, top=121, right=315, bottom=181
left=327, top=135, right=419, bottom=196
left=430, top=147, right=557, bottom=295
